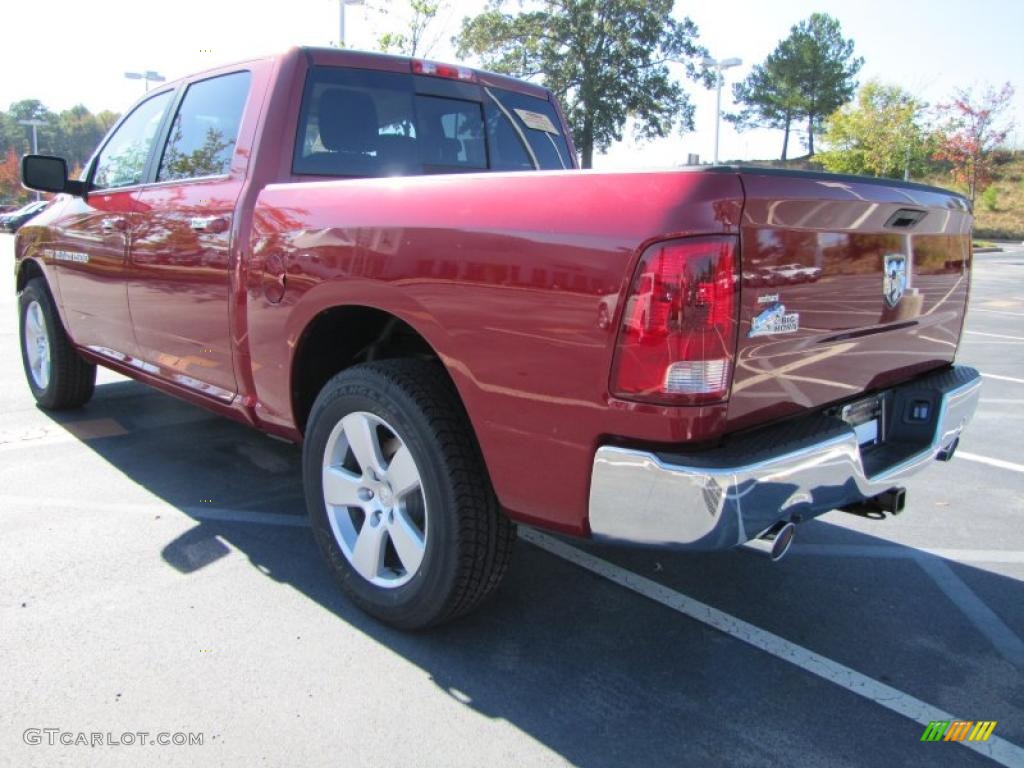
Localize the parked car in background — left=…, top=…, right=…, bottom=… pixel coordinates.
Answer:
left=1, top=200, right=49, bottom=232
left=0, top=207, right=19, bottom=230
left=14, top=47, right=981, bottom=630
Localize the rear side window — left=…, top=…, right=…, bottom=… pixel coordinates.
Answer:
left=293, top=66, right=571, bottom=177
left=157, top=71, right=251, bottom=182
left=484, top=87, right=570, bottom=171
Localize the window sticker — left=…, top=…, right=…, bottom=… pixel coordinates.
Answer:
left=513, top=108, right=560, bottom=135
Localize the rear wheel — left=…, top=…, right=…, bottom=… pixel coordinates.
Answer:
left=303, top=360, right=515, bottom=629
left=19, top=277, right=95, bottom=410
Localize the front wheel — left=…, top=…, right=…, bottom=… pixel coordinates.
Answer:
left=303, top=360, right=515, bottom=629
left=19, top=277, right=96, bottom=410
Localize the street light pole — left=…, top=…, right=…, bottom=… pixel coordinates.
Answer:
left=125, top=70, right=166, bottom=92
left=703, top=55, right=742, bottom=165
left=18, top=118, right=47, bottom=201
left=337, top=0, right=365, bottom=48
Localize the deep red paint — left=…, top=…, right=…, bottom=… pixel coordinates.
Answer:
left=729, top=174, right=971, bottom=430
left=14, top=48, right=971, bottom=537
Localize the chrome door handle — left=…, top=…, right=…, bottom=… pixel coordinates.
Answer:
left=100, top=218, right=126, bottom=233
left=189, top=216, right=228, bottom=233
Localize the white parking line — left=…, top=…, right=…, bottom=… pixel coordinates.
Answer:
left=958, top=451, right=1024, bottom=475
left=522, top=529, right=1024, bottom=767
left=966, top=331, right=1024, bottom=341
left=792, top=541, right=1024, bottom=667
left=973, top=308, right=1024, bottom=318
left=916, top=556, right=1024, bottom=668
left=983, top=373, right=1024, bottom=385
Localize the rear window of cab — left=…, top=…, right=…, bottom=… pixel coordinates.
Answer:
left=293, top=66, right=572, bottom=177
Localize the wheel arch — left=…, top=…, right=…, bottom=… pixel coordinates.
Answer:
left=289, top=303, right=463, bottom=436
left=16, top=257, right=47, bottom=294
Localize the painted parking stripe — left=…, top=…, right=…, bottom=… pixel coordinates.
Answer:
left=973, top=308, right=1024, bottom=318
left=794, top=538, right=1024, bottom=668
left=791, top=542, right=1024, bottom=666
left=966, top=331, right=1024, bottom=341
left=958, top=451, right=1024, bottom=475
left=915, top=556, right=1024, bottom=669
left=521, top=528, right=1024, bottom=767
left=983, top=373, right=1024, bottom=385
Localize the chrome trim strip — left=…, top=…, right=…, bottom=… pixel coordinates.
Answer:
left=85, top=345, right=236, bottom=403
left=588, top=368, right=982, bottom=549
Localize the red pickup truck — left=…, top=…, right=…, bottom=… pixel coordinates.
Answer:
left=15, top=47, right=981, bottom=628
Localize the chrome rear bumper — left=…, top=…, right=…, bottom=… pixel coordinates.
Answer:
left=588, top=366, right=981, bottom=549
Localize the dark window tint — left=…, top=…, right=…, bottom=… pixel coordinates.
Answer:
left=157, top=71, right=251, bottom=182
left=415, top=95, right=486, bottom=170
left=483, top=87, right=571, bottom=171
left=293, top=66, right=572, bottom=177
left=92, top=91, right=173, bottom=189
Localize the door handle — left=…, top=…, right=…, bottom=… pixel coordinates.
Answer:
left=100, top=217, right=126, bottom=233
left=189, top=216, right=228, bottom=234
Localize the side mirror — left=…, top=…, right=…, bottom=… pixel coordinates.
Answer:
left=21, top=155, right=86, bottom=197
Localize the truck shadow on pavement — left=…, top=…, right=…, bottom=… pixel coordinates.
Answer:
left=38, top=379, right=1024, bottom=767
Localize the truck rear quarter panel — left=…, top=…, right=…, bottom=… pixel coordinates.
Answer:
left=248, top=170, right=743, bottom=532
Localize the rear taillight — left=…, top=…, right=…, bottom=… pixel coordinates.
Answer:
left=610, top=236, right=739, bottom=405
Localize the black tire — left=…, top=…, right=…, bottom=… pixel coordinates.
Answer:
left=18, top=277, right=96, bottom=410
left=303, top=360, right=515, bottom=629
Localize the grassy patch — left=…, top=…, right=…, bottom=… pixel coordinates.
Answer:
left=921, top=154, right=1024, bottom=240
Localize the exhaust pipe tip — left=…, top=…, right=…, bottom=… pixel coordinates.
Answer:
left=743, top=521, right=797, bottom=562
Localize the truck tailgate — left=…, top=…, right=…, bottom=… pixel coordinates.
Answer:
left=729, top=170, right=972, bottom=430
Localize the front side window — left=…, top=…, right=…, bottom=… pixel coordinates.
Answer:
left=92, top=91, right=173, bottom=190
left=158, top=71, right=251, bottom=182
left=293, top=66, right=571, bottom=177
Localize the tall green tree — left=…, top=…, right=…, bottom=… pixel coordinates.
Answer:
left=726, top=55, right=802, bottom=160
left=0, top=113, right=23, bottom=157
left=375, top=0, right=445, bottom=57
left=8, top=99, right=59, bottom=155
left=0, top=101, right=120, bottom=173
left=456, top=0, right=710, bottom=168
left=730, top=13, right=862, bottom=158
left=54, top=105, right=110, bottom=168
left=818, top=81, right=931, bottom=179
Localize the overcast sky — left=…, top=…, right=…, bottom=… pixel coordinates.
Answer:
left=1, top=0, right=1020, bottom=168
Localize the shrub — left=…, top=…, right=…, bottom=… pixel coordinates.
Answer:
left=980, top=186, right=999, bottom=211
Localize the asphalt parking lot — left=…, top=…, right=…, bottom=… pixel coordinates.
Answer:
left=1, top=234, right=1022, bottom=767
